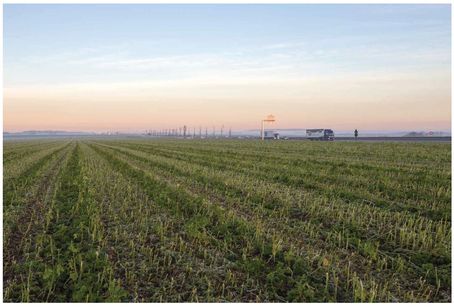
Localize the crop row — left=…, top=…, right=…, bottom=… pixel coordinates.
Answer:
left=103, top=140, right=449, bottom=220
left=3, top=139, right=451, bottom=302
left=87, top=140, right=450, bottom=301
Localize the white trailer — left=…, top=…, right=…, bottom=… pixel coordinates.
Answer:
left=306, top=129, right=334, bottom=141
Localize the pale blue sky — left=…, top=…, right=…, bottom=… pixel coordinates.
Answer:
left=3, top=4, right=451, bottom=132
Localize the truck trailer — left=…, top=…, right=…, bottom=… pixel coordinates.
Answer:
left=306, top=129, right=334, bottom=141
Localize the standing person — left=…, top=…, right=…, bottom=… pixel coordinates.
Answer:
left=354, top=129, right=358, bottom=140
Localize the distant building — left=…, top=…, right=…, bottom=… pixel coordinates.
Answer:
left=264, top=130, right=280, bottom=140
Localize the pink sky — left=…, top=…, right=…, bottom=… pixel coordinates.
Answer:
left=4, top=71, right=451, bottom=133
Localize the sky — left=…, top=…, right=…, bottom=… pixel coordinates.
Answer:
left=3, top=4, right=452, bottom=133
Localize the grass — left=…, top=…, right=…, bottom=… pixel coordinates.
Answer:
left=3, top=138, right=451, bottom=302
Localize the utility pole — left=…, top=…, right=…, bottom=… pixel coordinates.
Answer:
left=205, top=127, right=208, bottom=138
left=183, top=125, right=187, bottom=139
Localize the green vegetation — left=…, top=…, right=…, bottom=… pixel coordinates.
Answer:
left=3, top=138, right=451, bottom=302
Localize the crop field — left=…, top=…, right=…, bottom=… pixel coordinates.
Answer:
left=3, top=138, right=451, bottom=302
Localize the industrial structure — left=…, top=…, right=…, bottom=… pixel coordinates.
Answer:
left=261, top=114, right=276, bottom=140
left=145, top=125, right=233, bottom=139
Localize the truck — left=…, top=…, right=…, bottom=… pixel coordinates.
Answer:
left=306, top=129, right=334, bottom=141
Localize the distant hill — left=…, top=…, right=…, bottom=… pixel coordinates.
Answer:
left=3, top=130, right=96, bottom=138
left=404, top=131, right=450, bottom=137
left=5, top=130, right=94, bottom=135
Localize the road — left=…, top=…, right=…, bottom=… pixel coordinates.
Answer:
left=288, top=136, right=451, bottom=142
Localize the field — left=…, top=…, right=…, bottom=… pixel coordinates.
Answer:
left=3, top=138, right=451, bottom=302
